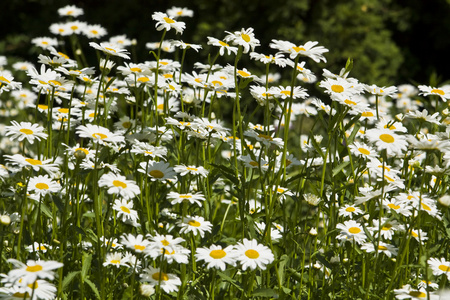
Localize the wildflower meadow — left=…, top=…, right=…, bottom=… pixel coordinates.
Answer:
left=2, top=4, right=450, bottom=300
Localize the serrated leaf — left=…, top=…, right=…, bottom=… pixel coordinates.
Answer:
left=62, top=271, right=80, bottom=291
left=81, top=252, right=92, bottom=280
left=84, top=278, right=100, bottom=300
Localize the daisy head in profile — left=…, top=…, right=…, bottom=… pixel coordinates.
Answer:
left=152, top=12, right=186, bottom=34
left=4, top=121, right=47, bottom=144
left=89, top=42, right=130, bottom=59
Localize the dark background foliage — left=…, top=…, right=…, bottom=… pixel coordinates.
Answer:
left=2, top=0, right=450, bottom=86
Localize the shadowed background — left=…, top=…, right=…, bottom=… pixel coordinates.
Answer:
left=2, top=0, right=450, bottom=86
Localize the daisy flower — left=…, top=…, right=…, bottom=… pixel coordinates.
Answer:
left=166, top=6, right=194, bottom=18
left=273, top=85, right=308, bottom=100
left=338, top=204, right=364, bottom=218
left=31, top=37, right=58, bottom=49
left=58, top=5, right=84, bottom=17
left=152, top=12, right=186, bottom=34
left=365, top=84, right=398, bottom=97
left=319, top=77, right=358, bottom=98
left=103, top=252, right=130, bottom=268
left=224, top=27, right=260, bottom=53
left=365, top=128, right=408, bottom=156
left=138, top=161, right=177, bottom=183
left=336, top=220, right=367, bottom=244
left=28, top=175, right=61, bottom=198
left=361, top=241, right=398, bottom=257
left=249, top=52, right=292, bottom=67
left=89, top=42, right=130, bottom=59
left=234, top=238, right=274, bottom=271
left=84, top=24, right=108, bottom=39
left=26, top=242, right=51, bottom=253
left=149, top=234, right=185, bottom=253
left=130, top=141, right=167, bottom=159
left=140, top=267, right=181, bottom=294
left=169, top=40, right=202, bottom=52
left=6, top=259, right=63, bottom=287
left=394, top=284, right=438, bottom=299
left=173, top=164, right=209, bottom=177
left=147, top=245, right=190, bottom=264
left=405, top=109, right=441, bottom=125
left=207, top=37, right=238, bottom=56
left=4, top=121, right=47, bottom=144
left=98, top=173, right=140, bottom=200
left=76, top=124, right=125, bottom=145
left=120, top=234, right=152, bottom=254
left=270, top=39, right=328, bottom=62
left=167, top=191, right=206, bottom=206
left=348, top=141, right=378, bottom=160
left=427, top=257, right=450, bottom=280
left=177, top=216, right=213, bottom=238
left=112, top=199, right=139, bottom=224
left=418, top=85, right=450, bottom=101
left=195, top=244, right=237, bottom=271
left=4, top=154, right=61, bottom=176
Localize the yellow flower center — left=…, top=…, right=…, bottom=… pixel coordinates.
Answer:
left=188, top=220, right=201, bottom=227
left=134, top=245, right=146, bottom=251
left=408, top=291, right=426, bottom=298
left=92, top=133, right=107, bottom=140
left=431, top=88, right=444, bottom=95
left=0, top=76, right=11, bottom=83
left=187, top=167, right=198, bottom=171
left=122, top=122, right=132, bottom=129
left=91, top=30, right=98, bottom=35
left=280, top=90, right=291, bottom=96
left=163, top=17, right=175, bottom=24
left=379, top=134, right=394, bottom=143
left=292, top=46, right=306, bottom=52
left=361, top=111, right=374, bottom=117
left=113, top=180, right=127, bottom=188
left=75, top=148, right=89, bottom=155
left=388, top=203, right=400, bottom=210
left=241, top=33, right=251, bottom=43
left=348, top=227, right=361, bottom=234
left=138, top=77, right=150, bottom=83
left=358, top=148, right=370, bottom=155
left=28, top=281, right=38, bottom=289
left=344, top=99, right=357, bottom=105
left=438, top=265, right=450, bottom=272
left=210, top=249, right=226, bottom=259
left=130, top=67, right=142, bottom=72
left=58, top=108, right=70, bottom=114
left=35, top=183, right=49, bottom=190
left=152, top=272, right=169, bottom=281
left=110, top=259, right=120, bottom=264
left=161, top=239, right=170, bottom=246
left=378, top=245, right=388, bottom=250
left=25, top=158, right=42, bottom=165
left=345, top=207, right=356, bottom=212
left=157, top=104, right=164, bottom=110
left=20, top=128, right=34, bottom=135
left=258, top=134, right=273, bottom=141
left=149, top=170, right=164, bottom=178
left=331, top=85, right=344, bottom=93
left=180, top=195, right=192, bottom=199
left=411, top=231, right=418, bottom=238
left=104, top=47, right=116, bottom=53
left=238, top=70, right=250, bottom=77
left=381, top=224, right=392, bottom=231
left=120, top=206, right=131, bottom=214
left=245, top=249, right=260, bottom=259
left=421, top=203, right=431, bottom=211
left=26, top=265, right=43, bottom=272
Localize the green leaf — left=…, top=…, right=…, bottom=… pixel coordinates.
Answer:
left=344, top=57, right=353, bottom=75
left=81, top=252, right=92, bottom=280
left=209, top=163, right=240, bottom=186
left=62, top=271, right=80, bottom=291
left=217, top=271, right=243, bottom=291
left=39, top=202, right=53, bottom=219
left=332, top=161, right=350, bottom=177
left=84, top=278, right=101, bottom=300
left=277, top=254, right=289, bottom=285
left=252, top=288, right=278, bottom=297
